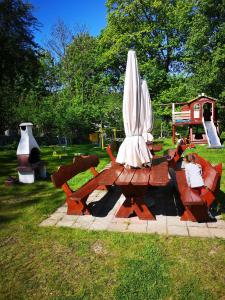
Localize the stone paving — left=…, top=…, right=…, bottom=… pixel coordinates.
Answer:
left=40, top=186, right=225, bottom=239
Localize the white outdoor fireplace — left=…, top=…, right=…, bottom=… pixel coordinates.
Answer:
left=17, top=122, right=46, bottom=183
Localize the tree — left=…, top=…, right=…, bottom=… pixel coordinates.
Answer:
left=46, top=18, right=73, bottom=61
left=0, top=0, right=40, bottom=132
left=63, top=31, right=99, bottom=102
left=99, top=0, right=195, bottom=95
left=184, top=0, right=225, bottom=100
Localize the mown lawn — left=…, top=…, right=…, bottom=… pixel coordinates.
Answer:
left=0, top=142, right=225, bottom=299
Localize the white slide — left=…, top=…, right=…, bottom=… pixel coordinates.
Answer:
left=202, top=118, right=223, bottom=148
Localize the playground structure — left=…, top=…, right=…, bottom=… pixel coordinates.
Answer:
left=172, top=94, right=223, bottom=148
left=89, top=127, right=124, bottom=149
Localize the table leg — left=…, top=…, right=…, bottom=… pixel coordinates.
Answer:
left=116, top=186, right=156, bottom=220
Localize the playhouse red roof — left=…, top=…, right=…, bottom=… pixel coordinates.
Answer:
left=187, top=94, right=217, bottom=104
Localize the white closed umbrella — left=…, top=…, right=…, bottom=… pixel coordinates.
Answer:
left=141, top=80, right=154, bottom=142
left=116, top=50, right=152, bottom=168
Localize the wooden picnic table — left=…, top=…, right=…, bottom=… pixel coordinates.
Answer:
left=98, top=158, right=169, bottom=220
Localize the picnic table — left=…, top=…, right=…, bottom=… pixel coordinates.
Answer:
left=98, top=158, right=169, bottom=220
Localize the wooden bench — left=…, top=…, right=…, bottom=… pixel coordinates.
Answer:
left=193, top=153, right=222, bottom=207
left=175, top=154, right=222, bottom=222
left=51, top=155, right=108, bottom=215
left=166, top=143, right=195, bottom=168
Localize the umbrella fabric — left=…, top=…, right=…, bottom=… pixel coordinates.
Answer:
left=116, top=50, right=152, bottom=168
left=141, top=79, right=154, bottom=142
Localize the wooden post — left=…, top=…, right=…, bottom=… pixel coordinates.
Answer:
left=172, top=103, right=175, bottom=123
left=190, top=125, right=193, bottom=142
left=172, top=103, right=176, bottom=144
left=99, top=125, right=104, bottom=149
left=113, top=128, right=117, bottom=142
left=172, top=124, right=176, bottom=144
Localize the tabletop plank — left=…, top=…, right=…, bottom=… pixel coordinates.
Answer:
left=97, top=164, right=124, bottom=186
left=149, top=161, right=169, bottom=186
left=131, top=168, right=151, bottom=185
left=115, top=168, right=136, bottom=185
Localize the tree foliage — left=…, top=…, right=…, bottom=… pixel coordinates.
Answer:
left=1, top=0, right=225, bottom=138
left=0, top=0, right=40, bottom=131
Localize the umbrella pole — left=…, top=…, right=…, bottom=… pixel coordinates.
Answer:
left=113, top=128, right=117, bottom=142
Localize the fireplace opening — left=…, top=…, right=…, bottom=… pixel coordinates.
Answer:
left=29, top=147, right=40, bottom=164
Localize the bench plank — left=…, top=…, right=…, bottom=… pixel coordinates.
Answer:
left=176, top=170, right=204, bottom=205
left=175, top=169, right=211, bottom=222
left=51, top=155, right=99, bottom=188
left=70, top=178, right=99, bottom=199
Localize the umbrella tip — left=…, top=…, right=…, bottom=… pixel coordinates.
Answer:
left=128, top=49, right=136, bottom=56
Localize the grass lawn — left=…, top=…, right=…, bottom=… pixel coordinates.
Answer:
left=0, top=141, right=225, bottom=299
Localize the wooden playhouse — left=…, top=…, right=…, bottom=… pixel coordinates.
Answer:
left=172, top=94, right=221, bottom=146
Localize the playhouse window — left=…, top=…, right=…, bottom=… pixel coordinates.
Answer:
left=194, top=104, right=200, bottom=111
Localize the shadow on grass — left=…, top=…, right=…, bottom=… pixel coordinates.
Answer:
left=1, top=197, right=42, bottom=210
left=0, top=182, right=51, bottom=198
left=0, top=212, right=21, bottom=224
left=216, top=190, right=225, bottom=214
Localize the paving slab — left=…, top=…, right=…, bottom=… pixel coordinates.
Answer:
left=126, top=223, right=147, bottom=233
left=76, top=215, right=96, bottom=223
left=56, top=217, right=75, bottom=227
left=186, top=221, right=208, bottom=227
left=71, top=222, right=91, bottom=230
left=168, top=225, right=189, bottom=236
left=49, top=212, right=65, bottom=220
left=207, top=220, right=225, bottom=228
left=108, top=222, right=128, bottom=232
left=55, top=206, right=67, bottom=213
left=167, top=216, right=187, bottom=227
left=94, top=215, right=114, bottom=223
left=155, top=215, right=167, bottom=225
left=89, top=221, right=110, bottom=231
left=128, top=217, right=149, bottom=224
left=188, top=227, right=212, bottom=238
left=111, top=216, right=130, bottom=224
left=147, top=223, right=167, bottom=235
left=60, top=215, right=79, bottom=222
left=40, top=218, right=58, bottom=227
left=208, top=228, right=225, bottom=239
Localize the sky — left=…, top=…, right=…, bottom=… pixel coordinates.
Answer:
left=30, top=0, right=107, bottom=46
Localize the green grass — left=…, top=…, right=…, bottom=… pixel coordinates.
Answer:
left=0, top=142, right=225, bottom=299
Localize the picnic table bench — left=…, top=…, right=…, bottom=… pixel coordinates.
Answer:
left=175, top=153, right=222, bottom=222
left=165, top=143, right=195, bottom=168
left=51, top=155, right=108, bottom=215
left=51, top=154, right=170, bottom=220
